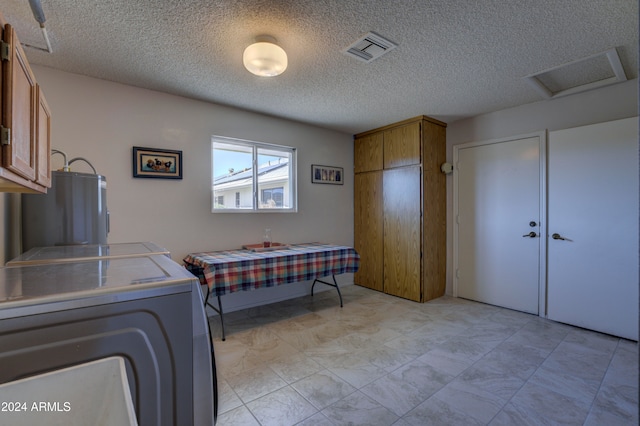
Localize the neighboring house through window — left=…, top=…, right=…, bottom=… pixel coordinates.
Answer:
left=211, top=136, right=297, bottom=212
left=261, top=187, right=284, bottom=207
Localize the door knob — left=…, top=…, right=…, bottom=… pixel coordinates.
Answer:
left=522, top=231, right=537, bottom=238
left=529, top=221, right=537, bottom=227
left=552, top=233, right=566, bottom=240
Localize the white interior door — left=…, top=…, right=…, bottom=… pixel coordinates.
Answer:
left=455, top=135, right=543, bottom=314
left=547, top=117, right=638, bottom=340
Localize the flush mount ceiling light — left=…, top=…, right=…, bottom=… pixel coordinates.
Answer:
left=243, top=36, right=287, bottom=77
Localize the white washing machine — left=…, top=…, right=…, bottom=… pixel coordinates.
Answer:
left=1, top=246, right=216, bottom=425
left=7, top=241, right=171, bottom=266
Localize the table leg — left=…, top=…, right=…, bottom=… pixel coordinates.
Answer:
left=217, top=296, right=226, bottom=341
left=311, top=275, right=344, bottom=307
left=202, top=286, right=226, bottom=341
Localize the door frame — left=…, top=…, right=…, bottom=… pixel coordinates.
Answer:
left=452, top=131, right=548, bottom=317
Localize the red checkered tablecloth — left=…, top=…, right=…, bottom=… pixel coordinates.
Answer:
left=183, top=243, right=360, bottom=296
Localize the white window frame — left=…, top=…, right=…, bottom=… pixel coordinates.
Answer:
left=211, top=136, right=297, bottom=213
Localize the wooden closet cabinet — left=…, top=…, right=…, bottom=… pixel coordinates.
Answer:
left=0, top=11, right=50, bottom=193
left=354, top=131, right=383, bottom=173
left=354, top=171, right=384, bottom=292
left=354, top=116, right=446, bottom=302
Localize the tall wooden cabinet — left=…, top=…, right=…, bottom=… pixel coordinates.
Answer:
left=354, top=116, right=446, bottom=302
left=0, top=11, right=51, bottom=193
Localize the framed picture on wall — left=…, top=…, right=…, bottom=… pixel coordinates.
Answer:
left=311, top=164, right=343, bottom=185
left=133, top=147, right=183, bottom=179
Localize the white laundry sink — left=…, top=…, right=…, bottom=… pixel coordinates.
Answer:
left=0, top=357, right=137, bottom=426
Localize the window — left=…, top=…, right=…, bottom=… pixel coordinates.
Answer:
left=212, top=136, right=297, bottom=212
left=261, top=187, right=284, bottom=207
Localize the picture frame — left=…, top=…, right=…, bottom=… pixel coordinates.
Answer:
left=133, top=147, right=183, bottom=179
left=311, top=164, right=343, bottom=185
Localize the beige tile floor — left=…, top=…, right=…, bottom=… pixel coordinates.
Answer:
left=210, top=285, right=638, bottom=426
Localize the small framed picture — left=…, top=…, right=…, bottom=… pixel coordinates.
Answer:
left=311, top=164, right=343, bottom=185
left=133, top=147, right=183, bottom=179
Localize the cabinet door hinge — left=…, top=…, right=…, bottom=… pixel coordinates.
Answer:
left=1, top=126, right=10, bottom=145
left=0, top=41, right=9, bottom=61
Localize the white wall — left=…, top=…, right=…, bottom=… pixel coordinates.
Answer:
left=15, top=65, right=355, bottom=312
left=3, top=67, right=636, bottom=308
left=444, top=78, right=639, bottom=295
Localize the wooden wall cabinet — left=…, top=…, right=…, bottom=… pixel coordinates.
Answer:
left=35, top=84, right=51, bottom=187
left=0, top=12, right=50, bottom=193
left=354, top=116, right=446, bottom=302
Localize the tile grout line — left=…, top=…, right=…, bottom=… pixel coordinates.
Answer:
left=213, top=288, right=636, bottom=425
left=581, top=337, right=621, bottom=425
left=428, top=313, right=537, bottom=425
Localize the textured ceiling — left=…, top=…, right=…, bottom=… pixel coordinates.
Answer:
left=2, top=0, right=638, bottom=134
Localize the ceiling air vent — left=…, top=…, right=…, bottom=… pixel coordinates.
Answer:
left=343, top=31, right=397, bottom=63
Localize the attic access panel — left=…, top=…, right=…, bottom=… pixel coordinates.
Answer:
left=524, top=48, right=627, bottom=99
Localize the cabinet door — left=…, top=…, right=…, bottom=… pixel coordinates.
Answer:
left=383, top=122, right=421, bottom=169
left=0, top=19, right=3, bottom=144
left=354, top=132, right=383, bottom=173
left=383, top=166, right=422, bottom=301
left=35, top=85, right=51, bottom=187
left=2, top=25, right=37, bottom=181
left=354, top=171, right=384, bottom=291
